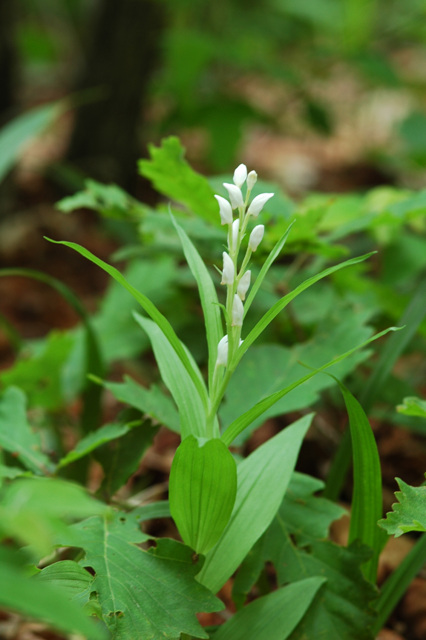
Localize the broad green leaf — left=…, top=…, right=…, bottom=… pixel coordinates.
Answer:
left=0, top=332, right=74, bottom=410
left=35, top=560, right=96, bottom=611
left=138, top=137, right=217, bottom=222
left=221, top=327, right=400, bottom=446
left=397, top=396, right=426, bottom=419
left=236, top=251, right=375, bottom=365
left=45, top=238, right=209, bottom=407
left=134, top=314, right=206, bottom=438
left=102, top=376, right=180, bottom=432
left=213, top=577, right=326, bottom=640
left=221, top=308, right=373, bottom=443
left=0, top=476, right=107, bottom=557
left=0, top=550, right=106, bottom=640
left=0, top=102, right=61, bottom=182
left=57, top=420, right=137, bottom=468
left=171, top=214, right=222, bottom=390
left=95, top=413, right=158, bottom=499
left=283, top=541, right=377, bottom=640
left=198, top=414, right=312, bottom=593
left=57, top=178, right=146, bottom=220
left=379, top=477, right=426, bottom=537
left=169, top=436, right=237, bottom=554
left=64, top=511, right=223, bottom=639
left=0, top=386, right=53, bottom=474
left=336, top=380, right=383, bottom=583
left=232, top=473, right=344, bottom=608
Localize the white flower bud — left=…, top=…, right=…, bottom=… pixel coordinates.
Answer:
left=233, top=164, right=248, bottom=188
left=231, top=294, right=244, bottom=327
left=247, top=192, right=274, bottom=217
left=231, top=219, right=239, bottom=251
left=248, top=225, right=264, bottom=252
left=223, top=183, right=244, bottom=209
left=221, top=252, right=235, bottom=285
left=216, top=335, right=229, bottom=366
left=247, top=170, right=257, bottom=190
left=214, top=195, right=233, bottom=225
left=237, top=270, right=251, bottom=301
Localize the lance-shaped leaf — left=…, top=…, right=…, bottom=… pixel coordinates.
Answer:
left=169, top=436, right=237, bottom=555
left=198, top=414, right=312, bottom=593
left=171, top=214, right=222, bottom=391
left=213, top=577, right=326, bottom=640
left=134, top=314, right=206, bottom=438
left=63, top=511, right=223, bottom=640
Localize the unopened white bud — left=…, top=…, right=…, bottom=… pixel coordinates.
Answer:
left=231, top=219, right=239, bottom=251
left=247, top=170, right=257, bottom=190
left=233, top=164, right=248, bottom=188
left=216, top=335, right=229, bottom=366
left=221, top=252, right=235, bottom=285
left=223, top=183, right=244, bottom=209
left=248, top=225, right=264, bottom=251
left=237, top=270, right=251, bottom=300
left=247, top=192, right=274, bottom=217
left=232, top=294, right=244, bottom=327
left=214, top=195, right=233, bottom=225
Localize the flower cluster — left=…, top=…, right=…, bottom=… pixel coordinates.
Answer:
left=214, top=164, right=274, bottom=369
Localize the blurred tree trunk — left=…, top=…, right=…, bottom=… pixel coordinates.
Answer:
left=0, top=0, right=16, bottom=122
left=66, top=0, right=163, bottom=192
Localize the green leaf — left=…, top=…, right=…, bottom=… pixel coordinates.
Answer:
left=95, top=414, right=158, bottom=499
left=397, top=396, right=426, bottom=419
left=236, top=252, right=375, bottom=365
left=283, top=541, right=377, bottom=640
left=0, top=386, right=53, bottom=474
left=169, top=436, right=237, bottom=554
left=138, top=137, right=217, bottom=222
left=45, top=238, right=208, bottom=408
left=213, top=577, right=326, bottom=640
left=336, top=380, right=383, bottom=583
left=57, top=420, right=137, bottom=468
left=221, top=326, right=400, bottom=446
left=379, top=477, right=426, bottom=536
left=134, top=314, right=207, bottom=438
left=0, top=332, right=74, bottom=410
left=34, top=560, right=95, bottom=609
left=198, top=414, right=312, bottom=593
left=171, top=214, right=222, bottom=390
left=232, top=473, right=344, bottom=609
left=102, top=376, right=180, bottom=432
left=0, top=550, right=106, bottom=640
left=0, top=476, right=107, bottom=556
left=65, top=511, right=223, bottom=639
left=0, top=102, right=61, bottom=182
left=221, top=308, right=373, bottom=443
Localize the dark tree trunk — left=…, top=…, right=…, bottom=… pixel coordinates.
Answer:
left=66, top=0, right=163, bottom=192
left=0, top=0, right=17, bottom=122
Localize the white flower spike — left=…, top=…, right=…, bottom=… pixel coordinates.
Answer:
left=231, top=294, right=244, bottom=327
left=214, top=195, right=233, bottom=225
left=216, top=335, right=229, bottom=366
left=237, top=270, right=251, bottom=301
left=247, top=192, right=274, bottom=218
left=248, top=225, right=264, bottom=252
left=247, top=170, right=257, bottom=191
left=233, top=164, right=248, bottom=188
left=223, top=183, right=244, bottom=209
left=221, top=252, right=235, bottom=285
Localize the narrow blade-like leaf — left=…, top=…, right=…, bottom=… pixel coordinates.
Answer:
left=45, top=238, right=208, bottom=407
left=171, top=214, right=222, bottom=390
